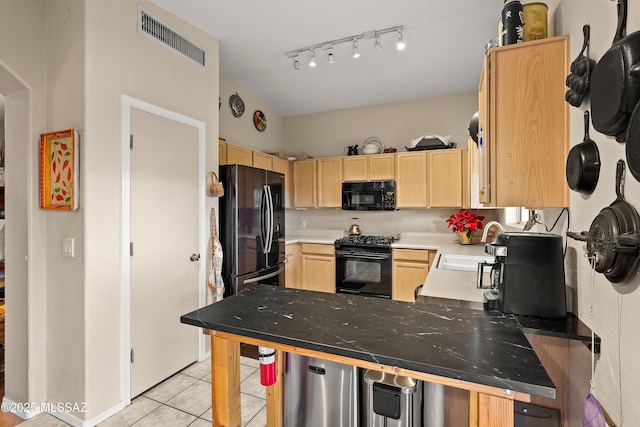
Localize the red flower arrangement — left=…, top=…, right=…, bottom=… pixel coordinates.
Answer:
left=446, top=209, right=485, bottom=239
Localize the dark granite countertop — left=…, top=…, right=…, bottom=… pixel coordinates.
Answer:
left=181, top=286, right=556, bottom=399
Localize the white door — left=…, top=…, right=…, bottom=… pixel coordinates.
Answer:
left=130, top=108, right=200, bottom=397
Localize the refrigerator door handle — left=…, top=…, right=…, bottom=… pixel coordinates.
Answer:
left=242, top=266, right=284, bottom=285
left=260, top=185, right=269, bottom=254
left=265, top=184, right=274, bottom=253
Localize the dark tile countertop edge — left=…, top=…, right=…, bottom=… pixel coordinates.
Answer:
left=182, top=286, right=557, bottom=400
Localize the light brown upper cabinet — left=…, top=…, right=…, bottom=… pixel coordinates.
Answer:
left=272, top=157, right=289, bottom=175
left=395, top=152, right=428, bottom=208
left=428, top=149, right=464, bottom=208
left=226, top=144, right=253, bottom=167
left=478, top=36, right=569, bottom=208
left=317, top=158, right=343, bottom=207
left=293, top=159, right=317, bottom=208
left=252, top=151, right=273, bottom=170
left=219, top=138, right=227, bottom=165
left=342, top=154, right=395, bottom=182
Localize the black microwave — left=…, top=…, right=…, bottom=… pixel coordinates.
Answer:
left=342, top=181, right=396, bottom=211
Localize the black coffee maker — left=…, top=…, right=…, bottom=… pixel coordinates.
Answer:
left=477, top=232, right=567, bottom=318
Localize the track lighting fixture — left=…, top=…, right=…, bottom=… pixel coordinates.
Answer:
left=309, top=50, right=316, bottom=67
left=286, top=25, right=404, bottom=70
left=396, top=30, right=406, bottom=51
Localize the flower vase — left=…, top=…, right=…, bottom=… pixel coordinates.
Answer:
left=459, top=231, right=473, bottom=245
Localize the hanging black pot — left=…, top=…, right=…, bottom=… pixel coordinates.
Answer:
left=468, top=111, right=479, bottom=145
left=566, top=111, right=600, bottom=194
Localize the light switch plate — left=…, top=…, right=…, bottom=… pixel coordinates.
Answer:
left=63, top=237, right=75, bottom=257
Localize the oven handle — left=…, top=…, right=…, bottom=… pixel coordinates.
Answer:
left=335, top=250, right=391, bottom=260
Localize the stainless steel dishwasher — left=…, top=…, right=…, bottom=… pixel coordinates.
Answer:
left=284, top=353, right=359, bottom=427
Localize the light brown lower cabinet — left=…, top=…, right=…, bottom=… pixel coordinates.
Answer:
left=284, top=244, right=300, bottom=288
left=298, top=243, right=335, bottom=293
left=392, top=249, right=436, bottom=302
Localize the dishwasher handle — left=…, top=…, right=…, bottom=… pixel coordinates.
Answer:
left=308, top=365, right=326, bottom=375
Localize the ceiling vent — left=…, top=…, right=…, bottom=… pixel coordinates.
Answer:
left=137, top=7, right=206, bottom=67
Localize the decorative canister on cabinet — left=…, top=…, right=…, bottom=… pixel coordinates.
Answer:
left=502, top=0, right=524, bottom=45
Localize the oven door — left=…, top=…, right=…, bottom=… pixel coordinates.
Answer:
left=335, top=249, right=392, bottom=298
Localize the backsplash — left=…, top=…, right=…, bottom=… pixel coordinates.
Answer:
left=286, top=208, right=502, bottom=237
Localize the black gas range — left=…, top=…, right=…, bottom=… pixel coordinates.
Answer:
left=334, top=235, right=395, bottom=298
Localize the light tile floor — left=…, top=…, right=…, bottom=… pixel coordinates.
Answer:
left=17, top=356, right=266, bottom=427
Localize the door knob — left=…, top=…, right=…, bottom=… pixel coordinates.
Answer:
left=190, top=254, right=200, bottom=262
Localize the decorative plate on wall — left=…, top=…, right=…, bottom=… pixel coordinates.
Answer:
left=253, top=110, right=267, bottom=132
left=229, top=92, right=245, bottom=118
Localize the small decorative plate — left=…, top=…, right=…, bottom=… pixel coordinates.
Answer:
left=253, top=110, right=267, bottom=132
left=229, top=92, right=245, bottom=118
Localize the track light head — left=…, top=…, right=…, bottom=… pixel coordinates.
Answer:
left=309, top=50, right=316, bottom=67
left=293, top=56, right=300, bottom=70
left=352, top=40, right=360, bottom=58
left=396, top=30, right=406, bottom=51
left=328, top=47, right=335, bottom=64
left=374, top=36, right=383, bottom=52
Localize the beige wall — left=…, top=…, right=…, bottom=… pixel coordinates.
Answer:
left=283, top=91, right=477, bottom=158
left=1, top=0, right=220, bottom=423
left=554, top=1, right=640, bottom=425
left=219, top=76, right=284, bottom=153
left=83, top=0, right=219, bottom=420
left=0, top=0, right=49, bottom=409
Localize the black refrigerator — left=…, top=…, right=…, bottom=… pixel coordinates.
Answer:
left=219, top=164, right=285, bottom=296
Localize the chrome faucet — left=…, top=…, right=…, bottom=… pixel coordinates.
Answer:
left=481, top=221, right=504, bottom=243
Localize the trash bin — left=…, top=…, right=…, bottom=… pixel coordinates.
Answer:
left=363, top=370, right=422, bottom=427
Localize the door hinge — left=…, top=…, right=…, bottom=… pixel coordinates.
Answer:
left=130, top=242, right=133, bottom=256
left=130, top=134, right=133, bottom=150
left=130, top=348, right=134, bottom=363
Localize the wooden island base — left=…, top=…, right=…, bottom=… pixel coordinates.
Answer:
left=209, top=332, right=528, bottom=427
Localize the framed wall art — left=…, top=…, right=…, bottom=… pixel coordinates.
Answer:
left=40, top=128, right=79, bottom=211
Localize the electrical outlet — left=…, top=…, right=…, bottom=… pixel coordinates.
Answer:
left=63, top=238, right=75, bottom=257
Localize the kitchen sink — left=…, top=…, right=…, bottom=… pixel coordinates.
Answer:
left=436, top=253, right=495, bottom=272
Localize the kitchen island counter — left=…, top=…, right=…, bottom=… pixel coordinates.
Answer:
left=182, top=285, right=555, bottom=426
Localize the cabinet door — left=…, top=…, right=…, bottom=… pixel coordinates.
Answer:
left=369, top=154, right=395, bottom=180
left=478, top=55, right=490, bottom=204
left=293, top=160, right=317, bottom=208
left=392, top=261, right=429, bottom=302
left=300, top=244, right=335, bottom=293
left=392, top=249, right=431, bottom=302
left=395, top=152, right=427, bottom=208
left=484, top=37, right=569, bottom=207
left=226, top=144, right=253, bottom=166
left=342, top=156, right=368, bottom=182
left=428, top=149, right=463, bottom=208
left=285, top=161, right=294, bottom=208
left=253, top=151, right=273, bottom=170
left=285, top=244, right=300, bottom=289
left=219, top=139, right=227, bottom=165
left=272, top=157, right=289, bottom=175
left=317, top=158, right=343, bottom=207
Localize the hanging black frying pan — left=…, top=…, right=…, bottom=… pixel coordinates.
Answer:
left=565, top=25, right=596, bottom=108
left=590, top=0, right=640, bottom=142
left=468, top=111, right=479, bottom=144
left=566, top=111, right=601, bottom=194
left=625, top=100, right=640, bottom=181
left=567, top=160, right=640, bottom=283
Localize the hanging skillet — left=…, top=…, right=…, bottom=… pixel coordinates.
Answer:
left=590, top=0, right=640, bottom=142
left=566, top=111, right=601, bottom=194
left=565, top=25, right=596, bottom=108
left=567, top=160, right=640, bottom=283
left=625, top=100, right=640, bottom=181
